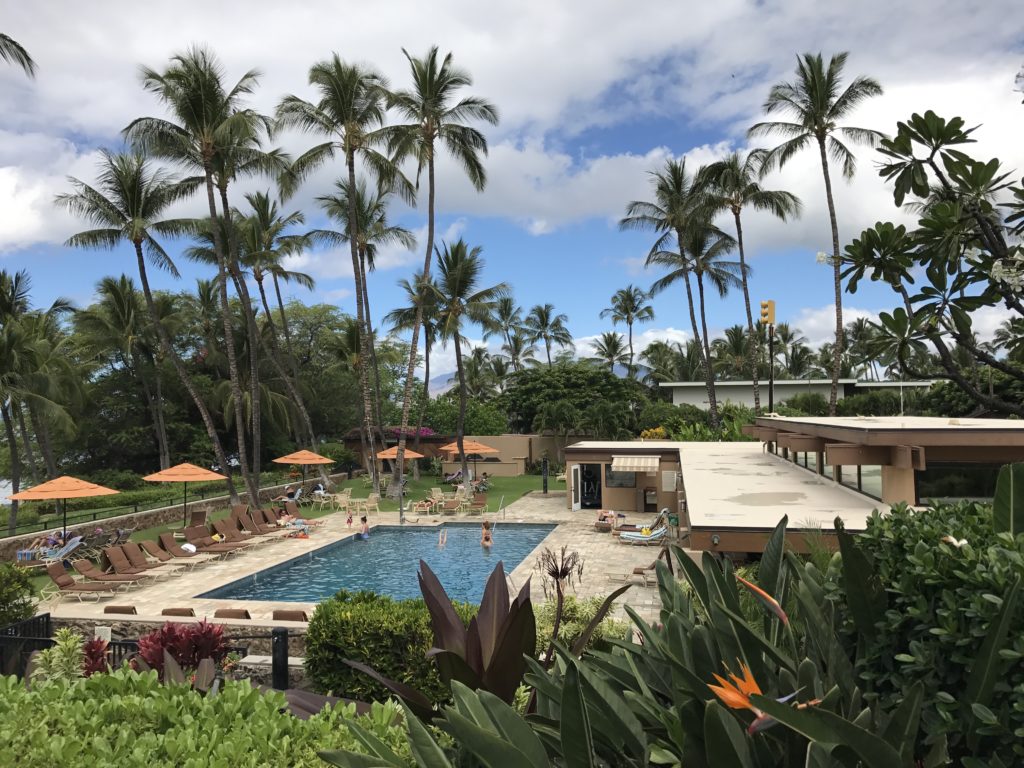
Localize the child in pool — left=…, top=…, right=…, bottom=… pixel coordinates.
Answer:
left=358, top=516, right=370, bottom=540
left=480, top=520, right=493, bottom=548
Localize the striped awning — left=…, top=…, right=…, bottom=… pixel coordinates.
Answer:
left=610, top=455, right=660, bottom=473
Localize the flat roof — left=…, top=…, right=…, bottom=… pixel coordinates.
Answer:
left=680, top=442, right=878, bottom=531
left=567, top=440, right=680, bottom=451
left=756, top=415, right=1024, bottom=448
left=659, top=379, right=931, bottom=388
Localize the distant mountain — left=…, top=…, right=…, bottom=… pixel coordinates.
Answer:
left=429, top=372, right=456, bottom=396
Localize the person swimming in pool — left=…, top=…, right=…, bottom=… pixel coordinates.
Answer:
left=357, top=515, right=370, bottom=540
left=438, top=527, right=447, bottom=547
left=480, top=520, right=493, bottom=548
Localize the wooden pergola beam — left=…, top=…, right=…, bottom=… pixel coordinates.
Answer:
left=776, top=433, right=825, bottom=452
left=825, top=443, right=926, bottom=469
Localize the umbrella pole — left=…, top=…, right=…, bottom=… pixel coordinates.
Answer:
left=183, top=481, right=188, bottom=529
left=62, top=498, right=67, bottom=539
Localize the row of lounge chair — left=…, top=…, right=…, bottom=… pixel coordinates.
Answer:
left=101, top=605, right=310, bottom=623
left=41, top=505, right=319, bottom=603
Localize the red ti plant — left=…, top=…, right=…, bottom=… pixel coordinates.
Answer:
left=134, top=621, right=227, bottom=675
left=82, top=637, right=110, bottom=677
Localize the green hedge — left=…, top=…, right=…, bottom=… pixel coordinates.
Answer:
left=306, top=590, right=476, bottom=703
left=534, top=595, right=630, bottom=656
left=837, top=501, right=1024, bottom=764
left=0, top=670, right=411, bottom=767
left=0, top=564, right=35, bottom=626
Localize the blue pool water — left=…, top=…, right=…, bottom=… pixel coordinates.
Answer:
left=199, top=523, right=555, bottom=604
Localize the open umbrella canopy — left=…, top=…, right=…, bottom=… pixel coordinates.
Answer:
left=376, top=446, right=425, bottom=460
left=439, top=439, right=499, bottom=456
left=272, top=450, right=334, bottom=466
left=8, top=475, right=119, bottom=536
left=8, top=476, right=119, bottom=501
left=143, top=463, right=227, bottom=483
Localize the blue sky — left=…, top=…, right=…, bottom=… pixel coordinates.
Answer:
left=1, top=0, right=1021, bottom=375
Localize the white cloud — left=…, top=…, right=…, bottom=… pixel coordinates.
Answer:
left=575, top=326, right=690, bottom=358
left=790, top=305, right=881, bottom=348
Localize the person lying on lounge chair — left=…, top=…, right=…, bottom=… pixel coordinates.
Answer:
left=272, top=485, right=297, bottom=503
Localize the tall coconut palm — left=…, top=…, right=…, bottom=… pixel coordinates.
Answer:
left=502, top=331, right=539, bottom=371
left=0, top=33, right=35, bottom=77
left=430, top=240, right=509, bottom=480
left=773, top=323, right=807, bottom=372
left=590, top=331, right=629, bottom=373
left=620, top=158, right=722, bottom=427
left=749, top=52, right=883, bottom=413
left=994, top=317, right=1024, bottom=362
left=701, top=151, right=801, bottom=410
left=277, top=56, right=407, bottom=492
left=386, top=46, right=498, bottom=487
left=54, top=150, right=241, bottom=502
left=384, top=272, right=439, bottom=472
left=599, top=285, right=655, bottom=375
left=124, top=45, right=272, bottom=501
left=484, top=296, right=525, bottom=369
left=712, top=325, right=753, bottom=380
left=524, top=304, right=573, bottom=366
left=312, top=178, right=415, bottom=448
left=75, top=274, right=172, bottom=468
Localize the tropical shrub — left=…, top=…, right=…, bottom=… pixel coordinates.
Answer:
left=306, top=590, right=475, bottom=703
left=316, top=442, right=359, bottom=472
left=0, top=670, right=411, bottom=768
left=533, top=595, right=629, bottom=656
left=639, top=426, right=668, bottom=440
left=88, top=468, right=148, bottom=490
left=0, top=563, right=35, bottom=626
left=135, top=620, right=229, bottom=675
left=835, top=501, right=1024, bottom=764
left=782, top=392, right=829, bottom=416
left=31, top=628, right=85, bottom=684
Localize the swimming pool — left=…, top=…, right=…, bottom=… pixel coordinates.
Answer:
left=199, top=523, right=556, bottom=604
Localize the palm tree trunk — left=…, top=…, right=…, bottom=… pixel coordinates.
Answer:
left=131, top=347, right=169, bottom=470
left=545, top=339, right=552, bottom=367
left=272, top=273, right=301, bottom=382
left=817, top=136, right=843, bottom=416
left=734, top=210, right=761, bottom=413
left=146, top=352, right=171, bottom=469
left=412, top=334, right=430, bottom=482
left=395, top=152, right=436, bottom=498
left=695, top=273, right=718, bottom=415
left=627, top=321, right=634, bottom=377
left=359, top=250, right=389, bottom=458
left=134, top=241, right=240, bottom=504
left=218, top=185, right=262, bottom=485
left=13, top=401, right=40, bottom=483
left=677, top=231, right=719, bottom=429
left=453, top=328, right=469, bottom=481
left=346, top=152, right=379, bottom=493
left=28, top=402, right=57, bottom=478
left=201, top=170, right=258, bottom=503
left=2, top=400, right=22, bottom=536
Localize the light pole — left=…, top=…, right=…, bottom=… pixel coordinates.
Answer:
left=760, top=300, right=776, bottom=412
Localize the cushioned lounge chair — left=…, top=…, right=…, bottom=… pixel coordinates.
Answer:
left=104, top=604, right=137, bottom=615
left=122, top=541, right=183, bottom=574
left=162, top=607, right=196, bottom=617
left=183, top=526, right=245, bottom=554
left=158, top=533, right=216, bottom=560
left=272, top=609, right=309, bottom=622
left=211, top=519, right=262, bottom=547
left=237, top=508, right=279, bottom=535
left=43, top=563, right=120, bottom=602
left=213, top=608, right=252, bottom=620
left=103, top=546, right=161, bottom=578
left=618, top=526, right=668, bottom=545
left=140, top=539, right=209, bottom=569
left=71, top=559, right=139, bottom=587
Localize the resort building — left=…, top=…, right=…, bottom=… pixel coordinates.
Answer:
left=659, top=379, right=933, bottom=410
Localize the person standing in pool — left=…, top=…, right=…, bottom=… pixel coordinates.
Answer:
left=358, top=516, right=370, bottom=540
left=480, top=520, right=493, bottom=548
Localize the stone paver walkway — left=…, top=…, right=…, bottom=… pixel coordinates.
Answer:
left=49, top=491, right=673, bottom=625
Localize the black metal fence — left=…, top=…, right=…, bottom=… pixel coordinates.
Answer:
left=0, top=613, right=283, bottom=684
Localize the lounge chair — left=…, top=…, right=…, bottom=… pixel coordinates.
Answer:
left=618, top=526, right=668, bottom=545
left=159, top=533, right=219, bottom=560
left=122, top=541, right=184, bottom=574
left=467, top=493, right=488, bottom=515
left=104, top=605, right=137, bottom=615
left=231, top=509, right=281, bottom=538
left=43, top=563, right=120, bottom=602
left=70, top=559, right=139, bottom=587
left=183, top=526, right=245, bottom=554
left=162, top=607, right=196, bottom=617
left=213, top=608, right=252, bottom=620
left=140, top=539, right=211, bottom=569
left=614, top=511, right=667, bottom=535
left=212, top=519, right=265, bottom=547
left=188, top=508, right=208, bottom=527
left=272, top=609, right=309, bottom=622
left=103, top=546, right=163, bottom=578
left=607, top=560, right=658, bottom=587
left=40, top=536, right=84, bottom=564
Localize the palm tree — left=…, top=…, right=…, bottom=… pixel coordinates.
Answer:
left=994, top=318, right=1024, bottom=362
left=772, top=323, right=807, bottom=372
left=386, top=46, right=498, bottom=483
left=590, top=331, right=629, bottom=373
left=749, top=52, right=884, bottom=413
left=532, top=400, right=580, bottom=461
left=125, top=45, right=272, bottom=501
left=54, top=150, right=241, bottom=503
left=701, top=151, right=801, bottom=409
left=685, top=223, right=745, bottom=376
left=524, top=304, right=573, bottom=366
left=458, top=346, right=498, bottom=400
left=430, top=240, right=509, bottom=480
left=712, top=325, right=752, bottom=380
left=312, top=179, right=415, bottom=447
left=75, top=274, right=172, bottom=468
left=484, top=296, right=525, bottom=369
left=599, top=285, right=654, bottom=375
left=502, top=331, right=539, bottom=371
left=384, top=272, right=439, bottom=471
left=0, top=33, right=35, bottom=77
left=277, top=55, right=405, bottom=492
left=620, top=158, right=722, bottom=427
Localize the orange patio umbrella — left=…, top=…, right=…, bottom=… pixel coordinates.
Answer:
left=272, top=449, right=334, bottom=485
left=440, top=439, right=499, bottom=478
left=9, top=475, right=119, bottom=536
left=144, top=463, right=227, bottom=529
left=376, top=446, right=425, bottom=460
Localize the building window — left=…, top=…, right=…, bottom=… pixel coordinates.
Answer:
left=605, top=466, right=636, bottom=488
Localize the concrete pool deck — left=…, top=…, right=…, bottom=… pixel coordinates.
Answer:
left=46, top=491, right=667, bottom=625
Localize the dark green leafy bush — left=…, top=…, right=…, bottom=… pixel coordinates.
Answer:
left=305, top=590, right=475, bottom=703
left=0, top=563, right=35, bottom=626
left=0, top=670, right=410, bottom=767
left=534, top=595, right=629, bottom=656
left=836, top=501, right=1024, bottom=764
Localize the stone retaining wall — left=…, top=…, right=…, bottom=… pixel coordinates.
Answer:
left=1, top=472, right=348, bottom=562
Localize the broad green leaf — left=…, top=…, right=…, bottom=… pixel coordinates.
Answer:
left=993, top=463, right=1024, bottom=536
left=964, top=576, right=1022, bottom=712
left=835, top=518, right=886, bottom=644
left=403, top=702, right=455, bottom=768
left=702, top=701, right=751, bottom=767
left=560, top=664, right=595, bottom=768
